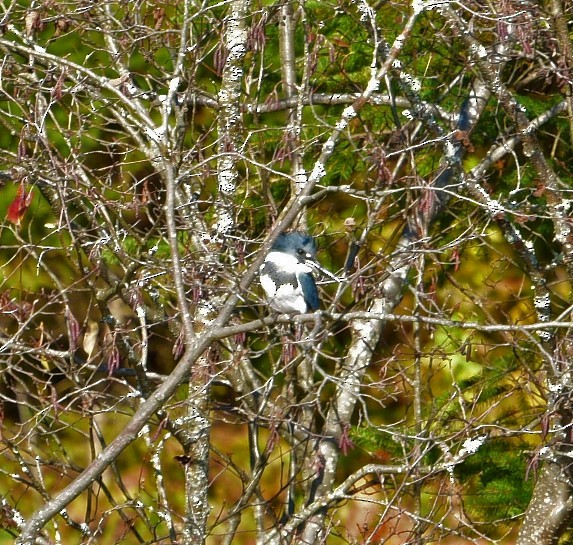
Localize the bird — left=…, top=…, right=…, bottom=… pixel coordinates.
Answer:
left=259, top=232, right=320, bottom=314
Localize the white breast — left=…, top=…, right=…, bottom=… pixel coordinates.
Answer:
left=267, top=283, right=308, bottom=313
left=259, top=252, right=311, bottom=313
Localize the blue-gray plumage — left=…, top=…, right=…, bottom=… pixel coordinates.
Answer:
left=259, top=232, right=320, bottom=314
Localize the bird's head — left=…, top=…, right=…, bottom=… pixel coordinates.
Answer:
left=271, top=232, right=317, bottom=264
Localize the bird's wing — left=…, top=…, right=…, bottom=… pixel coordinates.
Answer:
left=298, top=271, right=319, bottom=311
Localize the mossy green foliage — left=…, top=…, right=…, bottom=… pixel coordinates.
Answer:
left=456, top=439, right=534, bottom=521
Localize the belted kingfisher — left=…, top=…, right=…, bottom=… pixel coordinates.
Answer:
left=259, top=232, right=320, bottom=314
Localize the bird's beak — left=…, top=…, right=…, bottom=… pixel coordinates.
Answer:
left=307, top=259, right=341, bottom=282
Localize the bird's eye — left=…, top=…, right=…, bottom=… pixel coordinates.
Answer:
left=297, top=249, right=304, bottom=255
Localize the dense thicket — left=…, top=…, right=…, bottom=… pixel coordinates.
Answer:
left=1, top=1, right=573, bottom=544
